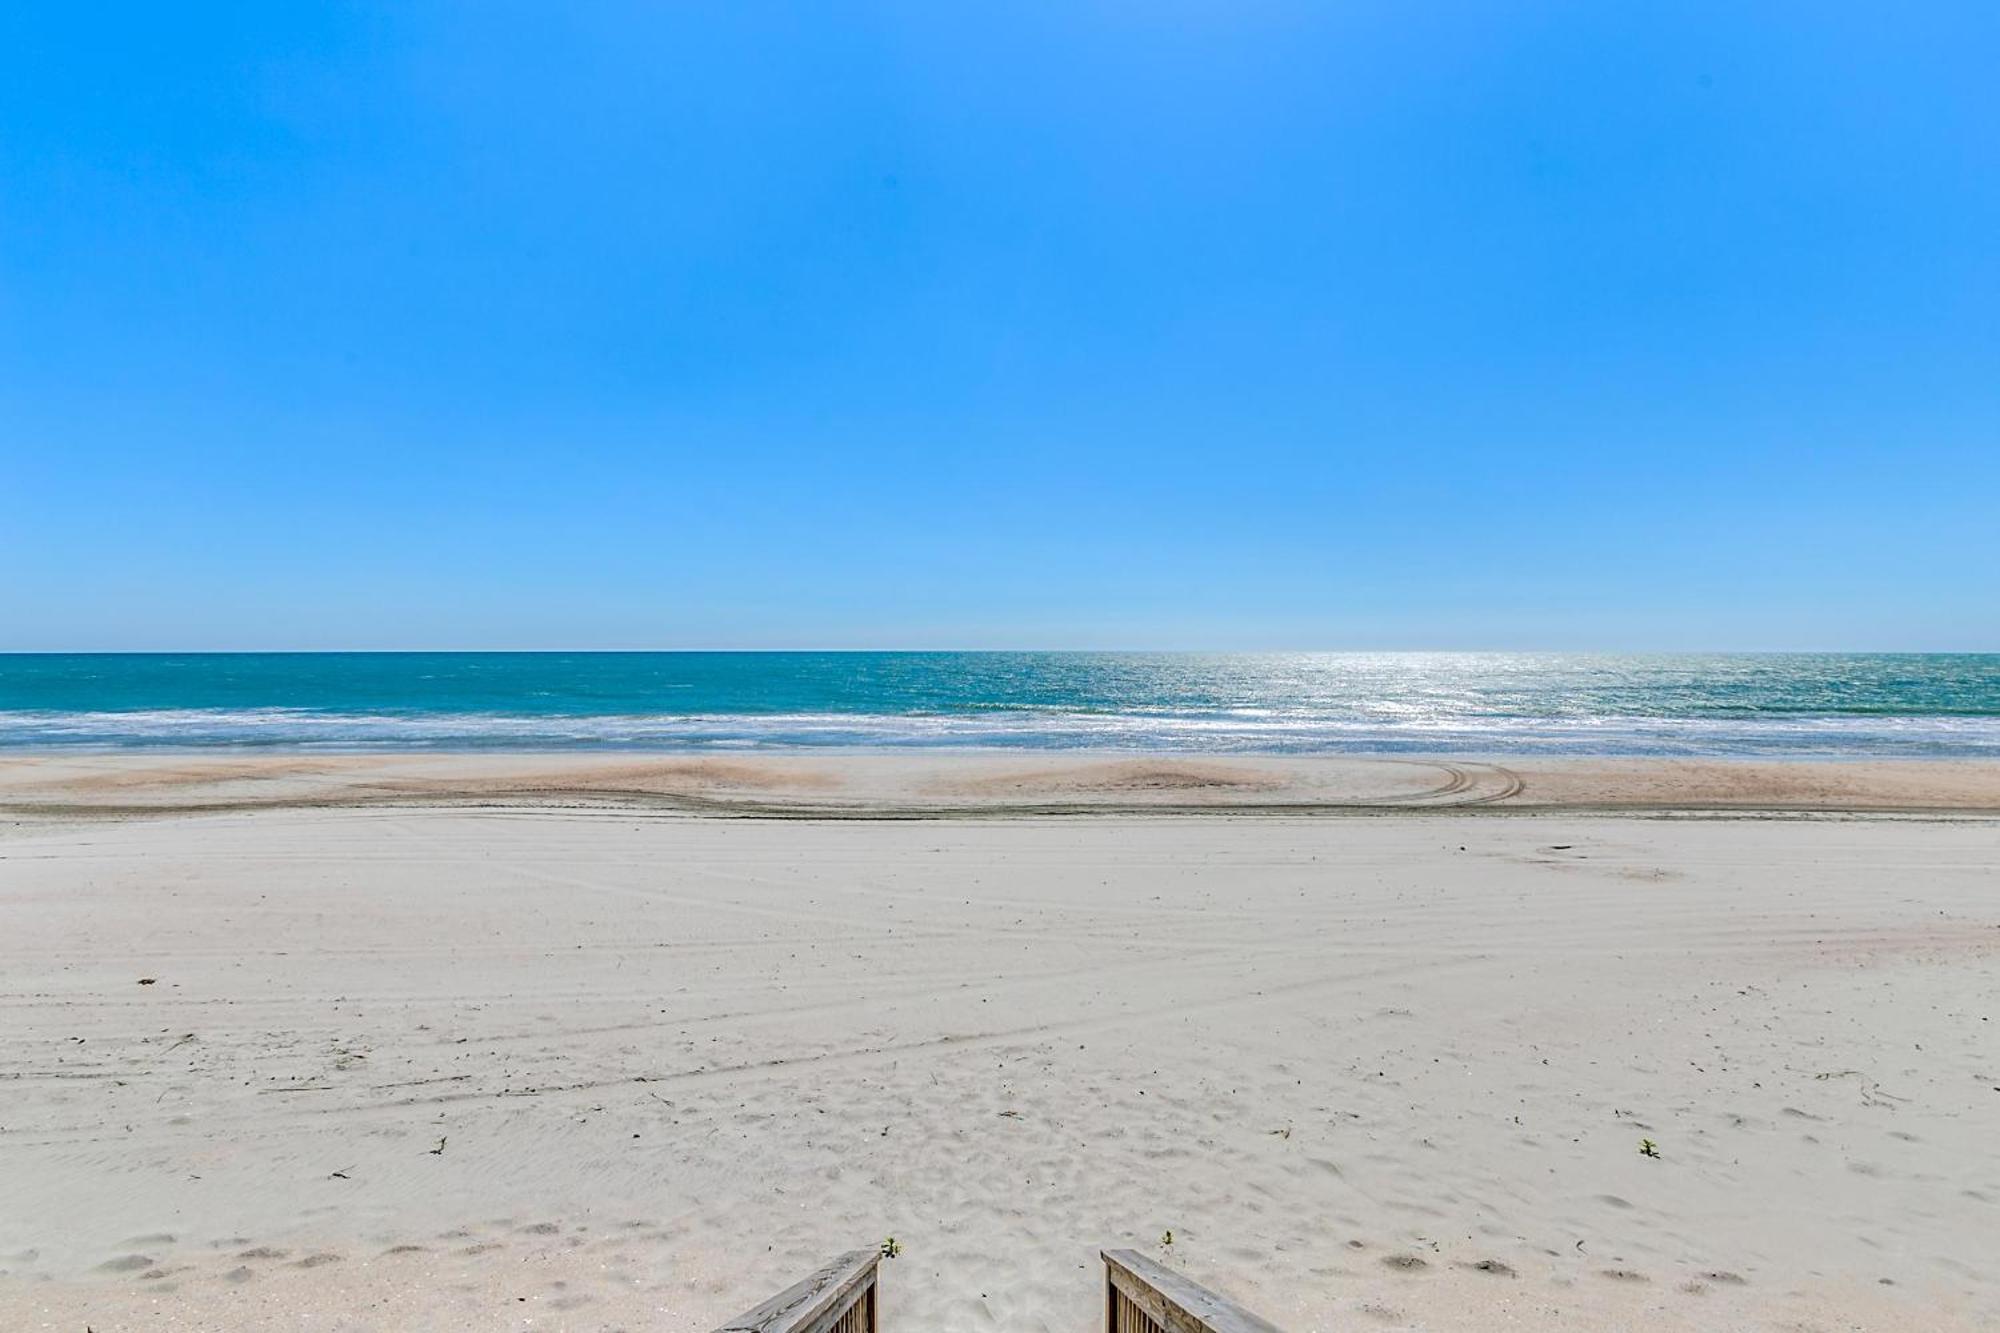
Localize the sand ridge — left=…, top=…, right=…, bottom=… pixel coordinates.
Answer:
left=361, top=757, right=845, bottom=797
left=925, top=758, right=1293, bottom=795
left=4, top=752, right=2000, bottom=818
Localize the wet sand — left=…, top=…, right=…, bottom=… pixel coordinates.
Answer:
left=3, top=751, right=2000, bottom=817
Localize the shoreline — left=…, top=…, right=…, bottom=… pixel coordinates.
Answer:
left=5, top=750, right=2000, bottom=820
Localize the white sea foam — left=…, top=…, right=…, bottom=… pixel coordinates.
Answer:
left=3, top=707, right=1999, bottom=756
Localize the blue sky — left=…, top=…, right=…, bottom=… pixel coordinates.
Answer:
left=2, top=3, right=1995, bottom=650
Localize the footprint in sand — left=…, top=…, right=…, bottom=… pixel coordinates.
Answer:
left=1599, top=1268, right=1649, bottom=1283
left=1462, top=1259, right=1515, bottom=1277
left=1379, top=1253, right=1429, bottom=1272
left=97, top=1254, right=153, bottom=1273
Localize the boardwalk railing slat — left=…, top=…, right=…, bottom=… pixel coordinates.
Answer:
left=1102, top=1248, right=1284, bottom=1333
left=713, top=1249, right=880, bottom=1333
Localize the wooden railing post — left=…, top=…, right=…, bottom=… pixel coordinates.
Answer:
left=713, top=1249, right=880, bottom=1333
left=1101, top=1248, right=1284, bottom=1333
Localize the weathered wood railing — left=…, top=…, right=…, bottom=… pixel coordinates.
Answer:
left=1102, top=1248, right=1283, bottom=1333
left=713, top=1249, right=880, bottom=1333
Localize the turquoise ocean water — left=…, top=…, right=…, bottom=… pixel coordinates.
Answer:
left=1, top=653, right=1996, bottom=756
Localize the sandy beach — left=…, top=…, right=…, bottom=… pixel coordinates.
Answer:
left=2, top=754, right=1997, bottom=1331
left=13, top=0, right=1998, bottom=1323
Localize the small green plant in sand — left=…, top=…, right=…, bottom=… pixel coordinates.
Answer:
left=1160, top=1230, right=1174, bottom=1247
left=1639, top=1138, right=1661, bottom=1159
left=880, top=1236, right=901, bottom=1260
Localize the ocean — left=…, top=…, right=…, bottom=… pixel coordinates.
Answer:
left=1, top=652, right=1997, bottom=756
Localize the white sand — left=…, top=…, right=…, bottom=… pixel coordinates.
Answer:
left=1, top=756, right=1997, bottom=1331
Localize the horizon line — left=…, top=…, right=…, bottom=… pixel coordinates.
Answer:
left=3, top=648, right=1996, bottom=658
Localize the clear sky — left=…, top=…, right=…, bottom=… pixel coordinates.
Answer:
left=2, top=4, right=1995, bottom=651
